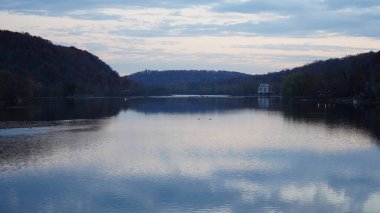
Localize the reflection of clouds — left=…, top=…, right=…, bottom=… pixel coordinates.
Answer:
left=0, top=120, right=106, bottom=172
left=1, top=106, right=380, bottom=212
left=222, top=178, right=354, bottom=212
left=97, top=150, right=288, bottom=178
left=179, top=206, right=231, bottom=213
left=319, top=184, right=346, bottom=205
left=280, top=183, right=347, bottom=206
left=363, top=193, right=380, bottom=213
left=224, top=180, right=270, bottom=202
left=281, top=184, right=317, bottom=203
left=38, top=134, right=289, bottom=178
left=1, top=109, right=375, bottom=177
left=290, top=183, right=350, bottom=212
left=114, top=111, right=375, bottom=153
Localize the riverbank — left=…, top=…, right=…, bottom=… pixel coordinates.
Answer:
left=285, top=96, right=380, bottom=106
left=0, top=119, right=101, bottom=130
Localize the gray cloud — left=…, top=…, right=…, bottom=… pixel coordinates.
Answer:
left=3, top=0, right=379, bottom=37
left=0, top=0, right=218, bottom=16
left=1, top=0, right=379, bottom=74
left=324, top=0, right=380, bottom=9
left=213, top=0, right=380, bottom=37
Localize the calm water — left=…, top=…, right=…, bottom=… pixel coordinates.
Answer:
left=1, top=97, right=380, bottom=212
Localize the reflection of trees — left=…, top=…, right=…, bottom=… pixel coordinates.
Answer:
left=0, top=120, right=105, bottom=172
left=283, top=101, right=380, bottom=141
left=128, top=97, right=282, bottom=114
left=0, top=98, right=128, bottom=121
left=1, top=97, right=380, bottom=170
left=1, top=97, right=379, bottom=141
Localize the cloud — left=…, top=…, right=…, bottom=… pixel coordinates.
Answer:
left=363, top=193, right=380, bottom=213
left=324, top=0, right=380, bottom=9
left=0, top=0, right=379, bottom=74
left=214, top=0, right=380, bottom=37
left=0, top=0, right=220, bottom=15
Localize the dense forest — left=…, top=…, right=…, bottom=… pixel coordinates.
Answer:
left=1, top=30, right=379, bottom=102
left=125, top=70, right=256, bottom=95
left=125, top=51, right=380, bottom=102
left=129, top=70, right=249, bottom=86
left=281, top=51, right=380, bottom=101
left=125, top=70, right=288, bottom=96
left=124, top=69, right=292, bottom=96
left=0, top=30, right=123, bottom=103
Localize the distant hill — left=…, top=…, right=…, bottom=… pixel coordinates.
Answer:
left=125, top=51, right=380, bottom=100
left=129, top=70, right=250, bottom=86
left=124, top=69, right=291, bottom=96
left=125, top=70, right=257, bottom=95
left=2, top=30, right=379, bottom=101
left=0, top=30, right=123, bottom=102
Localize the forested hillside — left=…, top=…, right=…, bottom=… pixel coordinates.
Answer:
left=125, top=51, right=380, bottom=101
left=2, top=30, right=379, bottom=102
left=0, top=30, right=123, bottom=102
left=126, top=70, right=259, bottom=95
left=281, top=51, right=380, bottom=101
left=129, top=70, right=249, bottom=86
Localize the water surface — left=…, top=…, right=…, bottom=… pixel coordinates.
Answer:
left=1, top=97, right=380, bottom=212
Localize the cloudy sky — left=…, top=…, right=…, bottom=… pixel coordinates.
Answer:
left=0, top=0, right=379, bottom=75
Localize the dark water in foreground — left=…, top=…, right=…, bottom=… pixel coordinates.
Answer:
left=1, top=97, right=380, bottom=212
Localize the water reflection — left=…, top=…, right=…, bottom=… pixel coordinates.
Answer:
left=1, top=97, right=379, bottom=140
left=0, top=119, right=105, bottom=172
left=128, top=97, right=279, bottom=114
left=0, top=97, right=380, bottom=212
left=0, top=98, right=128, bottom=121
left=283, top=101, right=380, bottom=142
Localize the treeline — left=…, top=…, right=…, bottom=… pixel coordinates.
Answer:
left=129, top=70, right=249, bottom=86
left=125, top=70, right=271, bottom=96
left=0, top=69, right=41, bottom=102
left=2, top=30, right=379, bottom=102
left=281, top=51, right=380, bottom=101
left=124, top=51, right=380, bottom=101
left=124, top=70, right=284, bottom=96
left=0, top=30, right=123, bottom=103
left=125, top=70, right=250, bottom=95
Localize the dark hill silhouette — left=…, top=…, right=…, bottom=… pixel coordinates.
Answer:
left=129, top=70, right=249, bottom=86
left=125, top=70, right=257, bottom=95
left=125, top=51, right=380, bottom=101
left=280, top=51, right=380, bottom=101
left=0, top=30, right=123, bottom=102
left=1, top=30, right=379, bottom=102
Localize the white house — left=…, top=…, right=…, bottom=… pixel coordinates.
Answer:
left=257, top=83, right=271, bottom=94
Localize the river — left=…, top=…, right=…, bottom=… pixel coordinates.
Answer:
left=0, top=97, right=380, bottom=212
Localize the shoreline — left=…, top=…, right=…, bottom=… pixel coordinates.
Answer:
left=286, top=97, right=380, bottom=106
left=0, top=119, right=99, bottom=130
left=0, top=121, right=61, bottom=130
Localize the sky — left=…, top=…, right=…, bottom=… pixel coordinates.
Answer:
left=0, top=0, right=380, bottom=75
